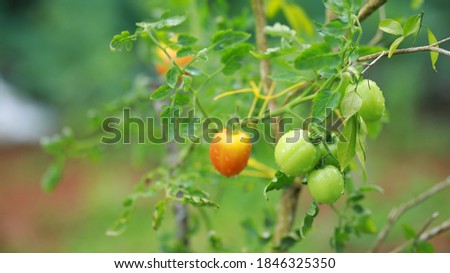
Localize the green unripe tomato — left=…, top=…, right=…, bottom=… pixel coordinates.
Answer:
left=355, top=80, right=385, bottom=122
left=307, top=165, right=344, bottom=204
left=274, top=130, right=321, bottom=177
left=319, top=142, right=339, bottom=168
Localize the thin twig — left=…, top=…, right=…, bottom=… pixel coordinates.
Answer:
left=389, top=211, right=439, bottom=253
left=417, top=211, right=440, bottom=238
left=419, top=219, right=450, bottom=241
left=358, top=37, right=450, bottom=62
left=391, top=218, right=450, bottom=253
left=357, top=0, right=388, bottom=23
left=369, top=176, right=450, bottom=252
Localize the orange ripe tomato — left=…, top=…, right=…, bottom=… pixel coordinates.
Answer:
left=155, top=47, right=193, bottom=75
left=209, top=129, right=252, bottom=177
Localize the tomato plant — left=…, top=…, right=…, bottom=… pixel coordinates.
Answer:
left=40, top=0, right=450, bottom=253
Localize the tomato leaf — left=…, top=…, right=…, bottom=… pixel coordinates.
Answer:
left=295, top=43, right=341, bottom=71
left=177, top=34, right=198, bottom=46
left=220, top=43, right=253, bottom=75
left=300, top=201, right=319, bottom=238
left=181, top=75, right=192, bottom=91
left=340, top=88, right=362, bottom=119
left=388, top=36, right=404, bottom=58
left=172, top=92, right=190, bottom=106
left=176, top=46, right=195, bottom=58
left=153, top=15, right=186, bottom=30
left=151, top=85, right=172, bottom=100
left=106, top=203, right=135, bottom=237
left=152, top=199, right=166, bottom=231
left=312, top=89, right=341, bottom=123
left=379, top=19, right=404, bottom=36
left=337, top=116, right=357, bottom=171
left=403, top=224, right=417, bottom=239
left=403, top=13, right=422, bottom=38
left=41, top=159, right=64, bottom=192
left=264, top=171, right=295, bottom=200
left=212, top=29, right=251, bottom=51
left=426, top=27, right=439, bottom=72
left=182, top=195, right=219, bottom=208
left=166, top=67, right=180, bottom=88
left=110, top=31, right=136, bottom=52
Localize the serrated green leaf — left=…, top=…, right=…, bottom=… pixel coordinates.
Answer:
left=153, top=15, right=186, bottom=29
left=403, top=224, right=417, bottom=239
left=379, top=19, right=404, bottom=36
left=221, top=43, right=253, bottom=75
left=403, top=13, right=422, bottom=37
left=312, top=89, right=341, bottom=122
left=196, top=48, right=208, bottom=62
left=295, top=43, right=341, bottom=70
left=41, top=160, right=64, bottom=192
left=177, top=34, right=198, bottom=46
left=181, top=75, right=192, bottom=91
left=166, top=67, right=180, bottom=88
left=337, top=116, right=357, bottom=171
left=211, top=30, right=251, bottom=51
left=152, top=200, right=166, bottom=230
left=106, top=202, right=135, bottom=237
left=317, top=19, right=348, bottom=38
left=426, top=27, right=439, bottom=72
left=306, top=201, right=319, bottom=217
left=176, top=46, right=195, bottom=58
left=388, top=36, right=405, bottom=58
left=172, top=92, right=190, bottom=106
left=340, top=88, right=362, bottom=119
left=110, top=31, right=136, bottom=52
left=183, top=195, right=219, bottom=208
left=264, top=171, right=295, bottom=200
left=151, top=85, right=172, bottom=100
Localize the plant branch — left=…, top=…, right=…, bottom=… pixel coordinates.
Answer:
left=419, top=219, right=450, bottom=241
left=369, top=176, right=450, bottom=252
left=358, top=37, right=450, bottom=62
left=357, top=0, right=388, bottom=23
left=391, top=217, right=450, bottom=253
left=252, top=0, right=302, bottom=252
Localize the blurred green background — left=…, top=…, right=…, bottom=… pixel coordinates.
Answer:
left=0, top=0, right=449, bottom=252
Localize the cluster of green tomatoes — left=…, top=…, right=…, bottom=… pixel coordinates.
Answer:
left=274, top=79, right=385, bottom=204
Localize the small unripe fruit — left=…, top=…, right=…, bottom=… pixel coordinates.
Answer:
left=307, top=165, right=344, bottom=204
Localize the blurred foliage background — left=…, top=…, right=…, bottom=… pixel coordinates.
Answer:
left=0, top=0, right=449, bottom=252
